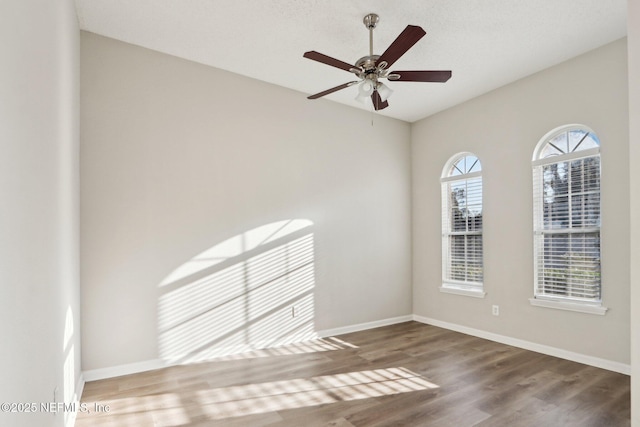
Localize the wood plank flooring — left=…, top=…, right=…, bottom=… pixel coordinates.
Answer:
left=76, top=321, right=630, bottom=426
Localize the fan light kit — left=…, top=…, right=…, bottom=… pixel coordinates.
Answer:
left=304, top=13, right=452, bottom=110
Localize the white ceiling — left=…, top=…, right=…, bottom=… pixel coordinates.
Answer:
left=74, top=0, right=627, bottom=123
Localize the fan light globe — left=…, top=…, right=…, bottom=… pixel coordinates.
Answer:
left=376, top=82, right=393, bottom=102
left=355, top=80, right=374, bottom=103
left=359, top=80, right=374, bottom=96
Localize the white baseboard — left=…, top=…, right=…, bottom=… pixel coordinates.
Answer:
left=81, top=313, right=628, bottom=382
left=76, top=374, right=85, bottom=400
left=83, top=359, right=168, bottom=382
left=64, top=374, right=86, bottom=427
left=413, top=314, right=631, bottom=375
left=82, top=315, right=414, bottom=381
left=317, top=315, right=414, bottom=338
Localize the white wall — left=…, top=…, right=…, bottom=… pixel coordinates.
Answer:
left=412, top=39, right=630, bottom=366
left=628, top=0, right=640, bottom=424
left=80, top=33, right=412, bottom=371
left=0, top=1, right=81, bottom=427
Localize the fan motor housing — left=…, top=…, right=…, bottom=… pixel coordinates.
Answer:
left=355, top=55, right=380, bottom=71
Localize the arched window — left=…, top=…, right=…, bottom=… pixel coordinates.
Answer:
left=531, top=125, right=605, bottom=314
left=441, top=153, right=484, bottom=297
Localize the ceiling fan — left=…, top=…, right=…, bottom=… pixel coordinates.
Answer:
left=304, top=13, right=451, bottom=111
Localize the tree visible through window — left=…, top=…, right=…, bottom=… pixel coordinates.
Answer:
left=441, top=154, right=483, bottom=293
left=533, top=126, right=601, bottom=304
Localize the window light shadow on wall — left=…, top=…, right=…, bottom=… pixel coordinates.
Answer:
left=157, top=220, right=318, bottom=364
left=63, top=306, right=76, bottom=427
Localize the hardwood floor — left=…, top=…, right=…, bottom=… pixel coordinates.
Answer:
left=76, top=322, right=630, bottom=426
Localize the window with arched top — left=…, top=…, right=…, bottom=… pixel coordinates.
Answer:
left=441, top=153, right=484, bottom=297
left=531, top=125, right=605, bottom=314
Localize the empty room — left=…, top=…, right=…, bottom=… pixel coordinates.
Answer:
left=2, top=1, right=640, bottom=426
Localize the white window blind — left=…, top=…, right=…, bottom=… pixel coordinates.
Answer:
left=441, top=154, right=483, bottom=291
left=532, top=127, right=601, bottom=304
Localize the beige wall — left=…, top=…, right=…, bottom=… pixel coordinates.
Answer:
left=80, top=30, right=632, bottom=377
left=0, top=1, right=81, bottom=426
left=412, top=39, right=630, bottom=365
left=80, top=33, right=412, bottom=371
left=628, top=0, right=640, bottom=424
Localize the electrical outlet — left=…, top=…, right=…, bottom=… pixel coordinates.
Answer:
left=492, top=305, right=499, bottom=316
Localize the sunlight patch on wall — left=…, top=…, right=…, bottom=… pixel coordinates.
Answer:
left=160, top=220, right=313, bottom=287
left=158, top=220, right=317, bottom=363
left=63, top=306, right=76, bottom=427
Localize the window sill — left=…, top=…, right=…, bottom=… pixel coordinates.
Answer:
left=440, top=286, right=486, bottom=299
left=528, top=298, right=608, bottom=315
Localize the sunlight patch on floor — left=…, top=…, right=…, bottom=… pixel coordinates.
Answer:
left=79, top=367, right=438, bottom=426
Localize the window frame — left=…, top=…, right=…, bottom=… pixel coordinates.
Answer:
left=530, top=125, right=607, bottom=315
left=440, top=152, right=485, bottom=298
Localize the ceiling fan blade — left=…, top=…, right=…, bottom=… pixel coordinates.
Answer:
left=389, top=70, right=452, bottom=82
left=377, top=25, right=426, bottom=68
left=371, top=91, right=389, bottom=110
left=307, top=81, right=358, bottom=99
left=304, top=51, right=356, bottom=72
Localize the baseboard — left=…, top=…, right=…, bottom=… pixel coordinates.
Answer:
left=316, top=314, right=414, bottom=338
left=83, top=359, right=168, bottom=382
left=64, top=374, right=85, bottom=427
left=413, top=314, right=631, bottom=375
left=82, top=315, right=414, bottom=381
left=82, top=313, right=628, bottom=381
left=76, top=374, right=85, bottom=400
